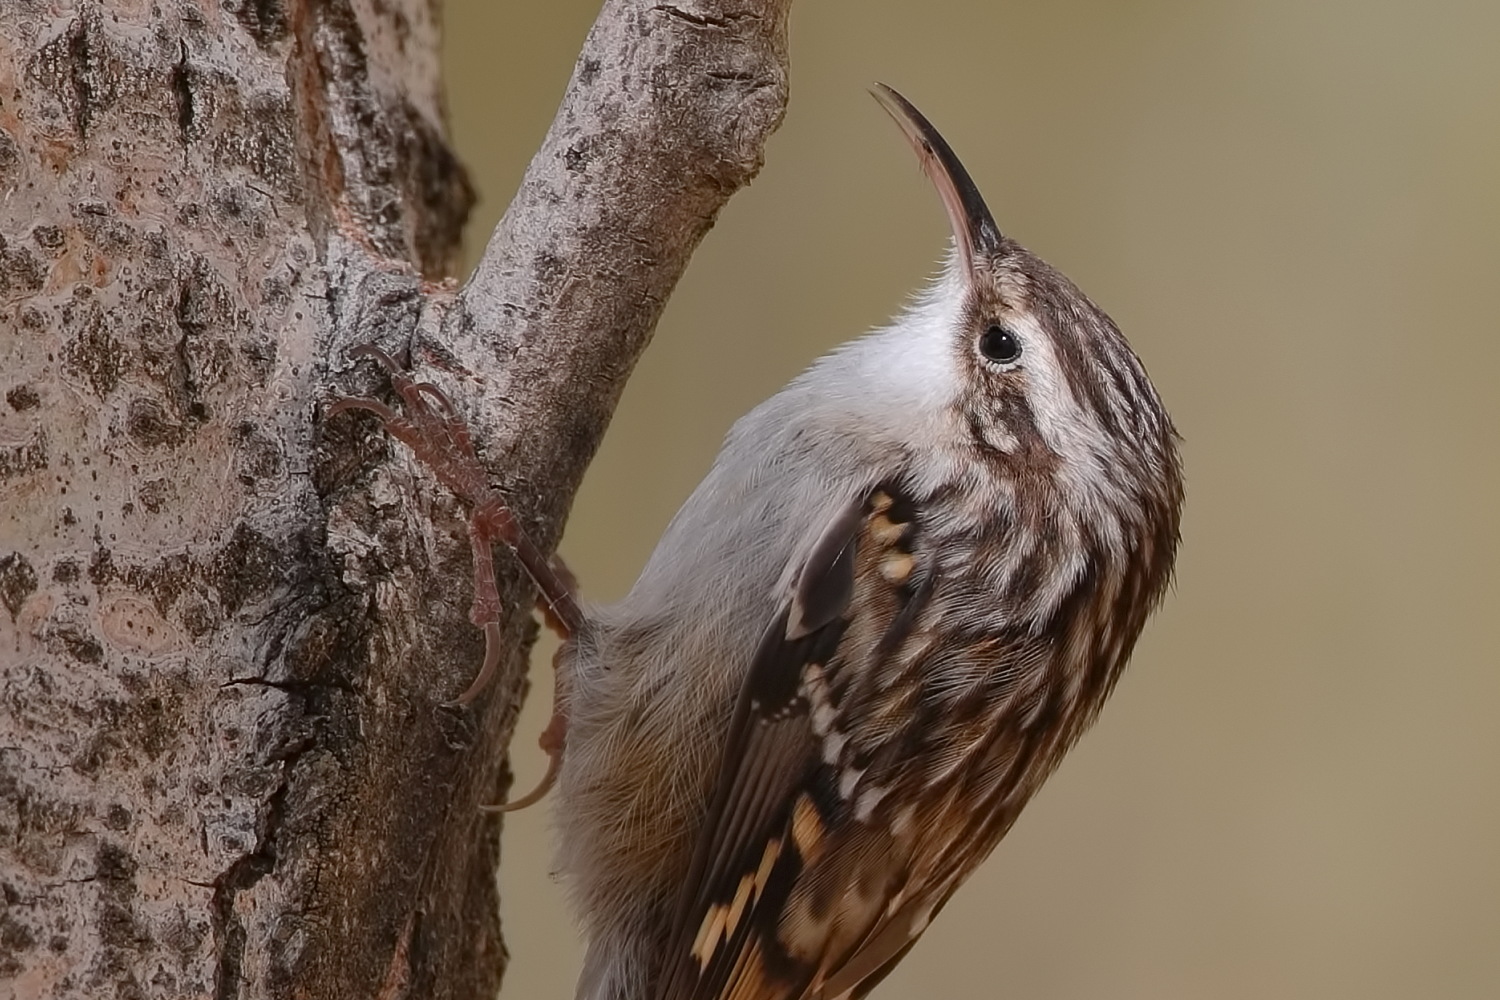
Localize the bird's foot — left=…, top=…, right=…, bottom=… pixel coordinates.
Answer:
left=331, top=346, right=581, bottom=807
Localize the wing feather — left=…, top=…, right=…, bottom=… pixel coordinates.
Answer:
left=657, top=481, right=1036, bottom=1000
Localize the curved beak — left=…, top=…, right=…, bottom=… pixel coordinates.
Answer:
left=871, top=84, right=1003, bottom=275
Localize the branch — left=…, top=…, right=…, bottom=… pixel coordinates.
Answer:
left=448, top=0, right=792, bottom=494
left=341, top=0, right=792, bottom=528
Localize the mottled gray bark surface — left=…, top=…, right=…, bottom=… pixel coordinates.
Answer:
left=0, top=2, right=790, bottom=999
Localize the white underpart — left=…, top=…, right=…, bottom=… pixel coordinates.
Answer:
left=804, top=267, right=975, bottom=500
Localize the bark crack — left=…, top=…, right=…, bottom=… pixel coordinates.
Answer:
left=222, top=674, right=352, bottom=695
left=650, top=4, right=757, bottom=29
left=65, top=16, right=94, bottom=138
left=209, top=738, right=309, bottom=1000
left=171, top=41, right=195, bottom=145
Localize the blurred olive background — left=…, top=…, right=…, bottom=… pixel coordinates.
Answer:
left=443, top=2, right=1500, bottom=998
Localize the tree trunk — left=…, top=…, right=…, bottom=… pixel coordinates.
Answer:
left=0, top=2, right=790, bottom=998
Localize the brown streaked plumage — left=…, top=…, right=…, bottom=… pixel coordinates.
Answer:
left=332, top=85, right=1182, bottom=1000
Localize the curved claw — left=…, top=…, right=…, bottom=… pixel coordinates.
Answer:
left=406, top=381, right=459, bottom=418
left=479, top=746, right=562, bottom=813
left=348, top=343, right=404, bottom=372
left=442, top=622, right=503, bottom=708
left=480, top=692, right=568, bottom=812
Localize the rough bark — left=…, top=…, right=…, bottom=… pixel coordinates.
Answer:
left=0, top=2, right=791, bottom=999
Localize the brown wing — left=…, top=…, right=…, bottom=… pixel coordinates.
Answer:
left=655, top=480, right=1052, bottom=1000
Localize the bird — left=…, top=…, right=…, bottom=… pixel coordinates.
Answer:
left=332, top=84, right=1182, bottom=1000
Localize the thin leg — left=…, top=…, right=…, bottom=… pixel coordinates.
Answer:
left=442, top=504, right=582, bottom=704
left=330, top=346, right=580, bottom=809
left=471, top=499, right=584, bottom=638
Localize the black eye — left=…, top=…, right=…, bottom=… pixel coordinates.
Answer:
left=979, top=324, right=1022, bottom=365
